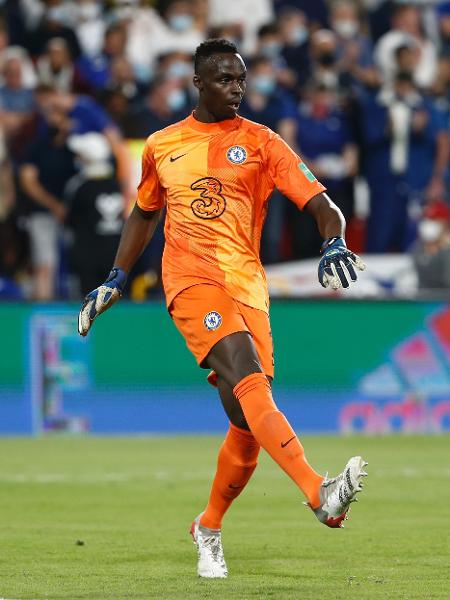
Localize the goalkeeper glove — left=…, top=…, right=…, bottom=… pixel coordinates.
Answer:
left=318, top=237, right=365, bottom=290
left=78, top=267, right=127, bottom=336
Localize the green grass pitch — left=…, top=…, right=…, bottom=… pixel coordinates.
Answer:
left=0, top=435, right=449, bottom=599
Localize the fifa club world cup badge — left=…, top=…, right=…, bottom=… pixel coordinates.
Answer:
left=226, top=146, right=247, bottom=164
left=204, top=311, right=222, bottom=331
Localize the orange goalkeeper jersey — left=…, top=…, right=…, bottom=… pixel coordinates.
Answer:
left=137, top=113, right=325, bottom=312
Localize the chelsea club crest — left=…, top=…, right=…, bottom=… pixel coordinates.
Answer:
left=226, top=146, right=247, bottom=164
left=204, top=311, right=222, bottom=331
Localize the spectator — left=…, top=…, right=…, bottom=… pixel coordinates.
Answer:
left=65, top=132, right=125, bottom=296
left=330, top=0, right=380, bottom=91
left=105, top=55, right=147, bottom=106
left=121, top=77, right=190, bottom=138
left=36, top=37, right=92, bottom=94
left=291, top=81, right=358, bottom=258
left=99, top=86, right=131, bottom=135
left=240, top=56, right=297, bottom=146
left=25, top=0, right=81, bottom=60
left=273, top=0, right=329, bottom=31
left=309, top=29, right=342, bottom=91
left=357, top=71, right=450, bottom=253
left=277, top=7, right=311, bottom=89
left=34, top=85, right=132, bottom=201
left=19, top=107, right=76, bottom=300
left=0, top=52, right=35, bottom=141
left=208, top=0, right=274, bottom=56
left=114, top=0, right=174, bottom=83
left=161, top=0, right=205, bottom=54
left=77, top=23, right=127, bottom=91
left=374, top=3, right=437, bottom=90
left=72, top=0, right=105, bottom=59
left=0, top=45, right=37, bottom=88
left=255, top=23, right=297, bottom=91
left=298, top=81, right=358, bottom=214
left=412, top=200, right=450, bottom=290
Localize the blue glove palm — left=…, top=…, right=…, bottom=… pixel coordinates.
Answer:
left=78, top=267, right=127, bottom=336
left=318, top=237, right=365, bottom=290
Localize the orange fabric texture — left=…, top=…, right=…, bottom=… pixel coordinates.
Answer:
left=233, top=373, right=324, bottom=508
left=169, top=284, right=274, bottom=376
left=137, top=113, right=326, bottom=313
left=200, top=424, right=260, bottom=529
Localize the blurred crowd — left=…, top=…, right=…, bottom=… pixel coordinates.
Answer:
left=1, top=0, right=450, bottom=301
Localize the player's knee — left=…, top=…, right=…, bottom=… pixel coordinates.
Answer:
left=230, top=410, right=250, bottom=431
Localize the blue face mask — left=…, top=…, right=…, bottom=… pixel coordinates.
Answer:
left=47, top=5, right=71, bottom=25
left=251, top=75, right=276, bottom=96
left=166, top=61, right=191, bottom=80
left=169, top=14, right=193, bottom=32
left=260, top=42, right=281, bottom=59
left=167, top=88, right=186, bottom=112
left=289, top=26, right=308, bottom=46
left=134, top=63, right=154, bottom=83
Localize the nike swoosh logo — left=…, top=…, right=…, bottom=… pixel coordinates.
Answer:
left=170, top=153, right=187, bottom=162
left=281, top=436, right=296, bottom=448
left=228, top=484, right=243, bottom=490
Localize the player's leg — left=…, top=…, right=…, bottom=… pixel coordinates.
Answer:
left=199, top=377, right=260, bottom=530
left=206, top=331, right=325, bottom=508
left=207, top=330, right=368, bottom=525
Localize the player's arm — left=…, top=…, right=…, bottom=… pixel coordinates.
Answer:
left=305, top=192, right=365, bottom=290
left=78, top=204, right=162, bottom=336
left=113, top=204, right=161, bottom=273
left=264, top=131, right=365, bottom=290
left=78, top=134, right=164, bottom=336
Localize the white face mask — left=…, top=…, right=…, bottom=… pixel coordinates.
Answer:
left=333, top=19, right=359, bottom=39
left=418, top=219, right=444, bottom=242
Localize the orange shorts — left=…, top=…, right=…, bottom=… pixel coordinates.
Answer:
left=169, top=283, right=274, bottom=383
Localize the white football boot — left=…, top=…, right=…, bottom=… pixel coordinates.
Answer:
left=309, top=456, right=368, bottom=528
left=190, top=514, right=228, bottom=578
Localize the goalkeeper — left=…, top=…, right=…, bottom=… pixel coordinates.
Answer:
left=78, top=39, right=368, bottom=579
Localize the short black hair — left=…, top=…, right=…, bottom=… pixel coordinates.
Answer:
left=194, top=38, right=238, bottom=74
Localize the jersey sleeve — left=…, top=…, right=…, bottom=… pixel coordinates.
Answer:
left=136, top=136, right=165, bottom=211
left=264, top=130, right=326, bottom=209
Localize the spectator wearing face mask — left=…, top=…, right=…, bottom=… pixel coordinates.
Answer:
left=162, top=0, right=205, bottom=54
left=309, top=29, right=342, bottom=91
left=330, top=0, right=380, bottom=91
left=255, top=23, right=297, bottom=91
left=277, top=8, right=312, bottom=89
left=121, top=77, right=190, bottom=139
left=412, top=200, right=450, bottom=291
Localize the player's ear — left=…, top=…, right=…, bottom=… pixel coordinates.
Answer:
left=193, top=74, right=203, bottom=91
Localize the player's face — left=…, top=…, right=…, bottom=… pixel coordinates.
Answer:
left=195, top=53, right=247, bottom=120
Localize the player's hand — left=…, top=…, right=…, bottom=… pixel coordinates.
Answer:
left=78, top=267, right=127, bottom=337
left=318, top=237, right=365, bottom=290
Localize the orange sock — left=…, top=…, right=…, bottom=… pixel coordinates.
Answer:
left=200, top=424, right=260, bottom=529
left=233, top=373, right=323, bottom=508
